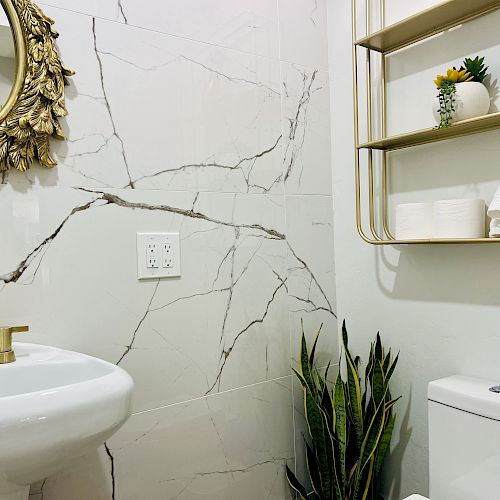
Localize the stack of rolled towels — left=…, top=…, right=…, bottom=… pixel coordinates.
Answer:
left=487, top=186, right=500, bottom=237
left=395, top=198, right=486, bottom=240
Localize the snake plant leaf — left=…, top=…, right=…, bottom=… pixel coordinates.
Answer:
left=361, top=456, right=375, bottom=500
left=353, top=420, right=385, bottom=499
left=324, top=360, right=331, bottom=380
left=285, top=464, right=309, bottom=500
left=359, top=398, right=388, bottom=475
left=292, top=367, right=310, bottom=391
left=386, top=352, right=399, bottom=383
left=375, top=414, right=396, bottom=475
left=318, top=385, right=337, bottom=496
left=362, top=348, right=373, bottom=413
left=342, top=320, right=349, bottom=348
left=365, top=346, right=375, bottom=387
left=321, top=380, right=333, bottom=424
left=318, top=361, right=332, bottom=406
left=306, top=440, right=324, bottom=498
left=361, top=391, right=367, bottom=417
left=348, top=461, right=358, bottom=492
left=342, top=322, right=364, bottom=449
left=334, top=374, right=347, bottom=495
left=357, top=384, right=393, bottom=490
left=317, top=372, right=326, bottom=393
left=302, top=375, right=332, bottom=498
left=354, top=355, right=361, bottom=369
left=319, top=405, right=337, bottom=499
left=309, top=324, right=323, bottom=367
left=372, top=360, right=386, bottom=407
left=382, top=348, right=392, bottom=371
left=321, top=384, right=335, bottom=439
left=364, top=403, right=375, bottom=435
left=375, top=332, right=383, bottom=361
left=320, top=406, right=343, bottom=500
left=300, top=333, right=317, bottom=398
left=384, top=396, right=402, bottom=414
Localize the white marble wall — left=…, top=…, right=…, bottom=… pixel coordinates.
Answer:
left=0, top=1, right=336, bottom=498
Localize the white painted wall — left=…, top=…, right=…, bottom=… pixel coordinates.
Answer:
left=328, top=0, right=500, bottom=498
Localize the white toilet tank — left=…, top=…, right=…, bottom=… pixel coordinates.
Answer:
left=428, top=375, right=500, bottom=500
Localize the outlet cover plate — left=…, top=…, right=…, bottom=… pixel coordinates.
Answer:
left=137, top=232, right=181, bottom=280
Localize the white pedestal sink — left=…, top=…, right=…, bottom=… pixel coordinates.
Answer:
left=0, top=343, right=133, bottom=500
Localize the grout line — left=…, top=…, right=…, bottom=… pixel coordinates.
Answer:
left=131, top=374, right=293, bottom=417
left=276, top=0, right=301, bottom=471
left=130, top=361, right=340, bottom=419
left=41, top=2, right=272, bottom=63
left=33, top=185, right=334, bottom=200
left=39, top=1, right=330, bottom=72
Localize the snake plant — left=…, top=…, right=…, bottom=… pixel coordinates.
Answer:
left=286, top=321, right=400, bottom=500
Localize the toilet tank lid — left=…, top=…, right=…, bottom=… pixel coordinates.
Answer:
left=428, top=375, right=500, bottom=421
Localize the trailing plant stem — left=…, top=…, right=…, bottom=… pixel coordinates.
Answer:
left=437, top=80, right=456, bottom=128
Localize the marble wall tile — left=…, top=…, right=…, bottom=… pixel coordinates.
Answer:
left=285, top=195, right=337, bottom=368
left=10, top=6, right=283, bottom=194
left=40, top=0, right=279, bottom=59
left=281, top=64, right=332, bottom=196
left=33, top=378, right=294, bottom=500
left=0, top=185, right=299, bottom=412
left=278, top=0, right=329, bottom=70
left=0, top=1, right=335, bottom=497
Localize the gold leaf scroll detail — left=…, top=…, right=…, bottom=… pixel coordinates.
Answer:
left=0, top=0, right=73, bottom=172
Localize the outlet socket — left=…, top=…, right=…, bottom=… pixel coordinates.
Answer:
left=147, top=255, right=159, bottom=268
left=137, top=232, right=181, bottom=279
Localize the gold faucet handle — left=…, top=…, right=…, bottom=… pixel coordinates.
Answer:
left=0, top=326, right=28, bottom=363
left=0, top=326, right=29, bottom=334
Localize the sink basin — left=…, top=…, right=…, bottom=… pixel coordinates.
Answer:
left=0, top=342, right=133, bottom=500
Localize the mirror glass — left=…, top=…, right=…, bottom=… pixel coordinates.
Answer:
left=0, top=8, right=15, bottom=112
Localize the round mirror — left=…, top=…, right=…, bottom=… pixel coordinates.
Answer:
left=0, top=0, right=25, bottom=122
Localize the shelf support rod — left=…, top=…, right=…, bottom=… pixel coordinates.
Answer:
left=353, top=0, right=382, bottom=243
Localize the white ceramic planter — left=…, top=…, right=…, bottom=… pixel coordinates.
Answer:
left=433, top=81, right=490, bottom=124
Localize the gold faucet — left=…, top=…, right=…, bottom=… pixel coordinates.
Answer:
left=0, top=326, right=29, bottom=363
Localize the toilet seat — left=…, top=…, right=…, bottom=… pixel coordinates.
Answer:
left=403, top=496, right=430, bottom=500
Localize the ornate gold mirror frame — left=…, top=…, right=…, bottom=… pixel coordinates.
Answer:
left=0, top=0, right=73, bottom=172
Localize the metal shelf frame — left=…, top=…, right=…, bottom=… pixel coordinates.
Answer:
left=352, top=0, right=500, bottom=245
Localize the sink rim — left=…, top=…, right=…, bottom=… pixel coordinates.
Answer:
left=0, top=342, right=131, bottom=401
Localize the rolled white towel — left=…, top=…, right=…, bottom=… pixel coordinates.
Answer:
left=395, top=202, right=432, bottom=240
left=432, top=198, right=485, bottom=239
left=489, top=218, right=500, bottom=238
left=487, top=185, right=500, bottom=219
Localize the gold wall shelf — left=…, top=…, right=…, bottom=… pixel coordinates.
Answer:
left=352, top=0, right=500, bottom=245
left=352, top=238, right=500, bottom=246
left=355, top=0, right=500, bottom=53
left=358, top=111, right=500, bottom=151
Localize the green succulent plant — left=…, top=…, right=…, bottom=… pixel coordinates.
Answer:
left=435, top=55, right=489, bottom=129
left=462, top=56, right=488, bottom=83
left=286, top=321, right=400, bottom=500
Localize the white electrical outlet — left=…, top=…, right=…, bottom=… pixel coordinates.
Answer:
left=137, top=232, right=181, bottom=279
left=162, top=243, right=173, bottom=268
left=147, top=255, right=158, bottom=268
left=147, top=242, right=157, bottom=255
